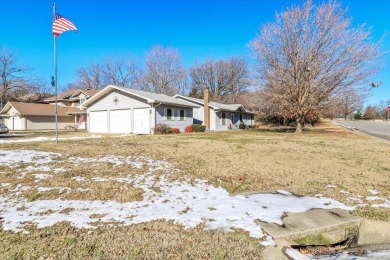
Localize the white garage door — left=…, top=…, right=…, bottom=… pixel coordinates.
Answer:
left=110, top=109, right=131, bottom=133
left=133, top=108, right=150, bottom=134
left=6, top=116, right=22, bottom=130
left=89, top=111, right=108, bottom=133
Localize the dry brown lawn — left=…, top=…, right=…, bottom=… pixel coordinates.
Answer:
left=0, top=221, right=263, bottom=259
left=6, top=120, right=388, bottom=205
left=1, top=120, right=389, bottom=258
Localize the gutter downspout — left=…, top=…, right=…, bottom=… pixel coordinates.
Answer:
left=204, top=89, right=210, bottom=130
left=152, top=102, right=162, bottom=134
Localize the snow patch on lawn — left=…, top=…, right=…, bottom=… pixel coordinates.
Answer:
left=0, top=150, right=60, bottom=167
left=0, top=149, right=354, bottom=241
left=368, top=189, right=380, bottom=195
left=0, top=135, right=102, bottom=144
left=33, top=174, right=53, bottom=180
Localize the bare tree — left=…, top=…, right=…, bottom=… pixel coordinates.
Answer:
left=76, top=63, right=104, bottom=90
left=335, top=88, right=366, bottom=120
left=0, top=48, right=40, bottom=109
left=76, top=56, right=144, bottom=90
left=374, top=99, right=390, bottom=119
left=250, top=0, right=382, bottom=133
left=189, top=57, right=251, bottom=103
left=144, top=46, right=187, bottom=96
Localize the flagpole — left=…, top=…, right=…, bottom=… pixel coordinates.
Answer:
left=53, top=3, right=58, bottom=144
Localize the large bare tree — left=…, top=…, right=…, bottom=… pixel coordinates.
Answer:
left=144, top=46, right=187, bottom=96
left=76, top=56, right=144, bottom=90
left=189, top=57, right=251, bottom=103
left=0, top=48, right=40, bottom=109
left=250, top=0, right=382, bottom=132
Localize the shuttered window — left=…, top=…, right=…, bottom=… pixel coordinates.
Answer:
left=165, top=108, right=173, bottom=120
left=221, top=113, right=226, bottom=125
left=179, top=109, right=186, bottom=120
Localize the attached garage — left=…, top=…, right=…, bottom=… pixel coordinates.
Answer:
left=133, top=108, right=150, bottom=134
left=89, top=111, right=108, bottom=133
left=82, top=85, right=198, bottom=134
left=109, top=109, right=131, bottom=134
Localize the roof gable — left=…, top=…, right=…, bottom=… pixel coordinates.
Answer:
left=82, top=85, right=198, bottom=108
left=69, top=89, right=100, bottom=99
left=45, top=89, right=99, bottom=102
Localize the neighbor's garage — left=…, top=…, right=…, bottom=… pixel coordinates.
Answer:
left=5, top=116, right=22, bottom=130
left=89, top=111, right=108, bottom=133
left=109, top=109, right=131, bottom=133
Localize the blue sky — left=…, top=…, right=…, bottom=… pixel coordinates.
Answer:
left=0, top=0, right=389, bottom=105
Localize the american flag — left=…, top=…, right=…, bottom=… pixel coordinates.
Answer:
left=52, top=13, right=77, bottom=36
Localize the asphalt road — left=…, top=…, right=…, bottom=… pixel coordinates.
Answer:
left=335, top=119, right=390, bottom=141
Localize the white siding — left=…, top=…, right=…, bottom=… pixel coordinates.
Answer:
left=133, top=108, right=150, bottom=134
left=214, top=111, right=229, bottom=131
left=155, top=105, right=193, bottom=132
left=192, top=106, right=204, bottom=125
left=88, top=90, right=147, bottom=111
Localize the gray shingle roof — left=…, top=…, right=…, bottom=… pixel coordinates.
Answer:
left=82, top=85, right=199, bottom=108
left=174, top=95, right=255, bottom=114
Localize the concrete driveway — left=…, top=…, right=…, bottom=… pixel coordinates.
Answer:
left=335, top=119, right=390, bottom=141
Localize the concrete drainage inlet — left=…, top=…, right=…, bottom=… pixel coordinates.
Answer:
left=261, top=208, right=390, bottom=259
left=291, top=234, right=358, bottom=256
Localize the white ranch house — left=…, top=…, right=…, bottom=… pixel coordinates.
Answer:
left=82, top=85, right=198, bottom=134
left=173, top=95, right=255, bottom=131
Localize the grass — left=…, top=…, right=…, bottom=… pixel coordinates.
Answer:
left=1, top=120, right=390, bottom=258
left=353, top=206, right=390, bottom=222
left=0, top=221, right=264, bottom=259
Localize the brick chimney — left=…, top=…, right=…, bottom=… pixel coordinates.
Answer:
left=204, top=88, right=210, bottom=130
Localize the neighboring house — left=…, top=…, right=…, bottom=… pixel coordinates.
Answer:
left=44, top=88, right=99, bottom=130
left=44, top=89, right=99, bottom=107
left=0, top=102, right=74, bottom=130
left=82, top=85, right=198, bottom=134
left=173, top=93, right=256, bottom=131
left=0, top=89, right=98, bottom=131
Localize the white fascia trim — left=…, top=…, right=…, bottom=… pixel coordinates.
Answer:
left=0, top=102, right=19, bottom=115
left=81, top=85, right=155, bottom=108
left=112, top=85, right=155, bottom=103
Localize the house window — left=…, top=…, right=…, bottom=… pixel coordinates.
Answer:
left=221, top=113, right=226, bottom=125
left=166, top=108, right=173, bottom=120
left=79, top=98, right=86, bottom=105
left=239, top=115, right=243, bottom=122
left=179, top=109, right=186, bottom=121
